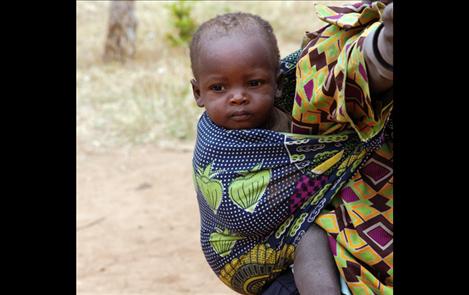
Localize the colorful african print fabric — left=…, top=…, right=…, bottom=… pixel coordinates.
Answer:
left=292, top=1, right=392, bottom=142
left=193, top=112, right=383, bottom=295
left=315, top=138, right=393, bottom=295
left=290, top=1, right=394, bottom=294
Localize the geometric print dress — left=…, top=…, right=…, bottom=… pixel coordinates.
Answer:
left=289, top=1, right=393, bottom=294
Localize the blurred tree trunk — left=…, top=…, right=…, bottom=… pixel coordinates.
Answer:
left=103, top=0, right=137, bottom=63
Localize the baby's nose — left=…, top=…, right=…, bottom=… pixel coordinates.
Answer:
left=229, top=90, right=248, bottom=105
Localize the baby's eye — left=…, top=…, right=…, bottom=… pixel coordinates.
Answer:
left=248, top=80, right=263, bottom=87
left=210, top=84, right=225, bottom=92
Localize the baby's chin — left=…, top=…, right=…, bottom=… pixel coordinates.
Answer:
left=208, top=111, right=273, bottom=130
left=217, top=119, right=266, bottom=130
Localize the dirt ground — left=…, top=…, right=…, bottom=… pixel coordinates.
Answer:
left=77, top=142, right=237, bottom=295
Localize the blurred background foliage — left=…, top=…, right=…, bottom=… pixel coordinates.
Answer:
left=165, top=0, right=198, bottom=47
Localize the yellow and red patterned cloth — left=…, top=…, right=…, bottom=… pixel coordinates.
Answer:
left=293, top=1, right=393, bottom=294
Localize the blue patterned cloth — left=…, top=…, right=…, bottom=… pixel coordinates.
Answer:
left=192, top=112, right=383, bottom=294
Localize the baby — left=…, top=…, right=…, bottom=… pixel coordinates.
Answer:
left=190, top=12, right=340, bottom=294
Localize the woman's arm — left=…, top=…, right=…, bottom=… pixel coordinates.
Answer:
left=364, top=2, right=393, bottom=95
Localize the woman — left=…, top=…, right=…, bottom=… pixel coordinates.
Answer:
left=264, top=1, right=393, bottom=294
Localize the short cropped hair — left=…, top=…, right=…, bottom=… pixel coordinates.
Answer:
left=189, top=12, right=280, bottom=79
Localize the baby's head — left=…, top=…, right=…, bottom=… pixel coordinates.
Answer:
left=189, top=12, right=280, bottom=129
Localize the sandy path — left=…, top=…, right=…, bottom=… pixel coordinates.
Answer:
left=77, top=143, right=236, bottom=294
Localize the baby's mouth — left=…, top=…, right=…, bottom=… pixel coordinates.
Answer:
left=231, top=110, right=252, bottom=121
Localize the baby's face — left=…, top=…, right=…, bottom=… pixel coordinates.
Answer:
left=192, top=34, right=277, bottom=129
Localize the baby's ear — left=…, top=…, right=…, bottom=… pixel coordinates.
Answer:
left=191, top=79, right=204, bottom=107
left=276, top=70, right=282, bottom=85
left=275, top=71, right=283, bottom=99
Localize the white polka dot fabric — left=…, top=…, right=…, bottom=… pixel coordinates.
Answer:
left=192, top=112, right=382, bottom=275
